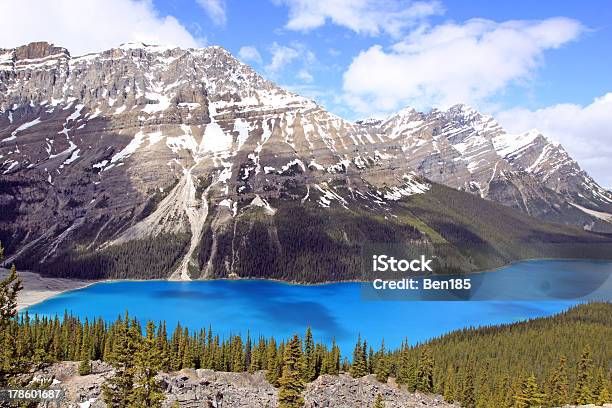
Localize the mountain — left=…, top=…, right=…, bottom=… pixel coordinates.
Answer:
left=1, top=41, right=611, bottom=281
left=365, top=104, right=612, bottom=230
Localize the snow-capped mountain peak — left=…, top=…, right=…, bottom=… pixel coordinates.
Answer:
left=1, top=42, right=611, bottom=279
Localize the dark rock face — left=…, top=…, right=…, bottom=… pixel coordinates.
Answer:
left=13, top=41, right=70, bottom=61
left=1, top=42, right=611, bottom=281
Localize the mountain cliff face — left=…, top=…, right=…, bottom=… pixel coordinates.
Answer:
left=1, top=42, right=611, bottom=281
left=365, top=105, right=612, bottom=229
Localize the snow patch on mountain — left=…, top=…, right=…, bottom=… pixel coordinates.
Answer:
left=2, top=117, right=43, bottom=142
left=570, top=203, right=612, bottom=223
left=493, top=129, right=542, bottom=158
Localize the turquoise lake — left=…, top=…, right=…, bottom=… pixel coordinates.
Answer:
left=24, top=259, right=612, bottom=354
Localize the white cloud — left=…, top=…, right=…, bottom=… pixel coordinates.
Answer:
left=275, top=0, right=443, bottom=37
left=497, top=93, right=612, bottom=187
left=342, top=17, right=584, bottom=115
left=196, top=0, right=227, bottom=26
left=266, top=43, right=301, bottom=73
left=238, top=46, right=262, bottom=65
left=297, top=69, right=314, bottom=83
left=0, top=0, right=202, bottom=56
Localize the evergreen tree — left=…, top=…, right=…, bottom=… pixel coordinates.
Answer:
left=321, top=339, right=340, bottom=375
left=130, top=321, right=165, bottom=407
left=78, top=357, right=92, bottom=375
left=266, top=338, right=280, bottom=386
left=395, top=344, right=411, bottom=385
left=278, top=334, right=305, bottom=408
left=406, top=360, right=418, bottom=392
left=244, top=332, right=252, bottom=371
left=592, top=368, right=610, bottom=406
left=249, top=342, right=261, bottom=374
left=545, top=356, right=569, bottom=406
left=374, top=340, right=389, bottom=383
left=597, top=386, right=611, bottom=406
left=0, top=249, right=23, bottom=386
left=574, top=346, right=594, bottom=405
left=416, top=347, right=434, bottom=393
left=514, top=373, right=544, bottom=408
left=102, top=314, right=139, bottom=407
left=443, top=365, right=456, bottom=402
left=0, top=244, right=22, bottom=324
left=330, top=340, right=340, bottom=375
left=461, top=365, right=476, bottom=408
left=301, top=328, right=317, bottom=382
left=231, top=336, right=245, bottom=372
left=350, top=336, right=367, bottom=378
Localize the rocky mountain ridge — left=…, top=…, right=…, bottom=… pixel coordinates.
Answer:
left=1, top=41, right=611, bottom=281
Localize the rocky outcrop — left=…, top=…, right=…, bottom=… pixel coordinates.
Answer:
left=159, top=369, right=277, bottom=408
left=29, top=362, right=458, bottom=408
left=304, top=374, right=457, bottom=407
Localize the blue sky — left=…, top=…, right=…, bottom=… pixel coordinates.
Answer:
left=156, top=0, right=612, bottom=119
left=1, top=0, right=611, bottom=184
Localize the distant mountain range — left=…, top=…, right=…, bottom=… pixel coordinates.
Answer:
left=1, top=41, right=611, bottom=281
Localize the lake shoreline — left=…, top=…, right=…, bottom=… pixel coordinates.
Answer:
left=5, top=256, right=612, bottom=310
left=0, top=269, right=106, bottom=311
left=23, top=259, right=606, bottom=353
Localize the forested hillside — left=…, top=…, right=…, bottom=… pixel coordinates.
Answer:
left=405, top=302, right=612, bottom=407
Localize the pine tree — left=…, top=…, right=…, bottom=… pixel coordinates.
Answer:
left=574, top=346, right=594, bottom=405
left=443, top=365, right=456, bottom=402
left=301, top=328, right=316, bottom=382
left=597, top=386, right=611, bottom=406
left=231, top=336, right=245, bottom=372
left=461, top=365, right=476, bottom=408
left=130, top=321, right=165, bottom=407
left=244, top=332, right=252, bottom=371
left=275, top=342, right=285, bottom=384
left=350, top=336, right=367, bottom=378
left=278, top=334, right=304, bottom=408
left=249, top=342, right=261, bottom=374
left=0, top=258, right=22, bottom=326
left=375, top=340, right=389, bottom=383
left=329, top=340, right=340, bottom=375
left=102, top=314, right=140, bottom=407
left=373, top=393, right=385, bottom=408
left=266, top=338, right=280, bottom=386
left=406, top=359, right=418, bottom=392
left=514, top=373, right=544, bottom=408
left=0, top=253, right=23, bottom=387
left=592, top=368, right=610, bottom=406
left=395, top=344, right=411, bottom=386
left=545, top=356, right=569, bottom=406
left=321, top=340, right=339, bottom=376
left=78, top=357, right=92, bottom=375
left=416, top=347, right=434, bottom=393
